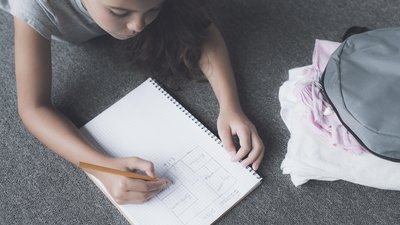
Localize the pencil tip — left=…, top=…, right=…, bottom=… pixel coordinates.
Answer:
left=162, top=179, right=172, bottom=186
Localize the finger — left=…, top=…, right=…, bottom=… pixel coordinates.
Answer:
left=123, top=178, right=167, bottom=192
left=116, top=189, right=162, bottom=204
left=218, top=126, right=236, bottom=156
left=232, top=128, right=252, bottom=161
left=241, top=134, right=263, bottom=169
left=241, top=133, right=264, bottom=170
left=126, top=157, right=156, bottom=177
left=250, top=131, right=265, bottom=170
left=252, top=148, right=265, bottom=171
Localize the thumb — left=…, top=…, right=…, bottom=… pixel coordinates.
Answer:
left=125, top=157, right=156, bottom=178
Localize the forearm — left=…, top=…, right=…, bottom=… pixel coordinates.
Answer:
left=19, top=105, right=110, bottom=166
left=14, top=16, right=109, bottom=169
left=200, top=24, right=242, bottom=113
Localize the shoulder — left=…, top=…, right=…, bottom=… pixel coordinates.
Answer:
left=6, top=0, right=105, bottom=43
left=7, top=0, right=57, bottom=40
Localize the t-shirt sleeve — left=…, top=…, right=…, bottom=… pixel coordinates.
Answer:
left=8, top=0, right=57, bottom=40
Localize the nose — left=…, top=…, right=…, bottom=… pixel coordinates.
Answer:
left=127, top=16, right=145, bottom=33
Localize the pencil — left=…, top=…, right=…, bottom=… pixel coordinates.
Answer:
left=79, top=162, right=158, bottom=181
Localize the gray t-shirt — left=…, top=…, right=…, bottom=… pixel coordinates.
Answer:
left=0, top=0, right=106, bottom=43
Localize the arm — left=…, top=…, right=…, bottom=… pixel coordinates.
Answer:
left=14, top=17, right=166, bottom=204
left=199, top=24, right=265, bottom=170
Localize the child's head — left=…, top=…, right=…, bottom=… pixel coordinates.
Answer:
left=98, top=0, right=212, bottom=85
left=81, top=0, right=164, bottom=40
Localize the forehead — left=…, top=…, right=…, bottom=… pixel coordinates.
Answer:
left=99, top=0, right=165, bottom=11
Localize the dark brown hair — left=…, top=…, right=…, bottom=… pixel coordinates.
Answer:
left=118, top=0, right=211, bottom=84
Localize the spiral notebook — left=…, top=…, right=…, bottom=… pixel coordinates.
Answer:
left=80, top=78, right=262, bottom=225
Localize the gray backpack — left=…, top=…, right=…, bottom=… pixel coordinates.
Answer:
left=322, top=27, right=400, bottom=161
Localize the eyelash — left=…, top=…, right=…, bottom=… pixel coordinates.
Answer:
left=109, top=8, right=161, bottom=18
left=109, top=10, right=130, bottom=18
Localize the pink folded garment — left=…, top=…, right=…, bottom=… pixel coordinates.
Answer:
left=295, top=39, right=366, bottom=154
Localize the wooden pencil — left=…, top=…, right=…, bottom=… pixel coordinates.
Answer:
left=79, top=162, right=158, bottom=181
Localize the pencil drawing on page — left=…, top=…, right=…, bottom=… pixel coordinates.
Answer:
left=156, top=146, right=237, bottom=224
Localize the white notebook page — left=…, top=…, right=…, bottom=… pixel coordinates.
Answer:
left=80, top=78, right=262, bottom=225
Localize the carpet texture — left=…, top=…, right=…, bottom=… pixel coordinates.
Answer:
left=1, top=0, right=400, bottom=224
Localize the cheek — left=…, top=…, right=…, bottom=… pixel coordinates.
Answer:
left=97, top=16, right=124, bottom=32
left=88, top=7, right=125, bottom=32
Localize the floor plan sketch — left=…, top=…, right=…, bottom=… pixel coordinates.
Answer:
left=156, top=146, right=237, bottom=224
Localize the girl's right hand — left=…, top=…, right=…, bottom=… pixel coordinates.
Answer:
left=90, top=157, right=168, bottom=204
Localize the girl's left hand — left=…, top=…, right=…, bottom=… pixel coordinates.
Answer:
left=217, top=110, right=265, bottom=170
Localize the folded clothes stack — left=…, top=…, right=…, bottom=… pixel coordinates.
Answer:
left=279, top=39, right=400, bottom=190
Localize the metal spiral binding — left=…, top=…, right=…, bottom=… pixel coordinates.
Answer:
left=149, top=78, right=261, bottom=180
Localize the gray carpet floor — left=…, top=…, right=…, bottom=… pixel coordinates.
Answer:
left=1, top=0, right=400, bottom=224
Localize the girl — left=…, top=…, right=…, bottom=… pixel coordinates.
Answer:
left=2, top=0, right=265, bottom=204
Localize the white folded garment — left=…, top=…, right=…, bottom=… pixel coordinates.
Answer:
left=279, top=66, right=400, bottom=191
